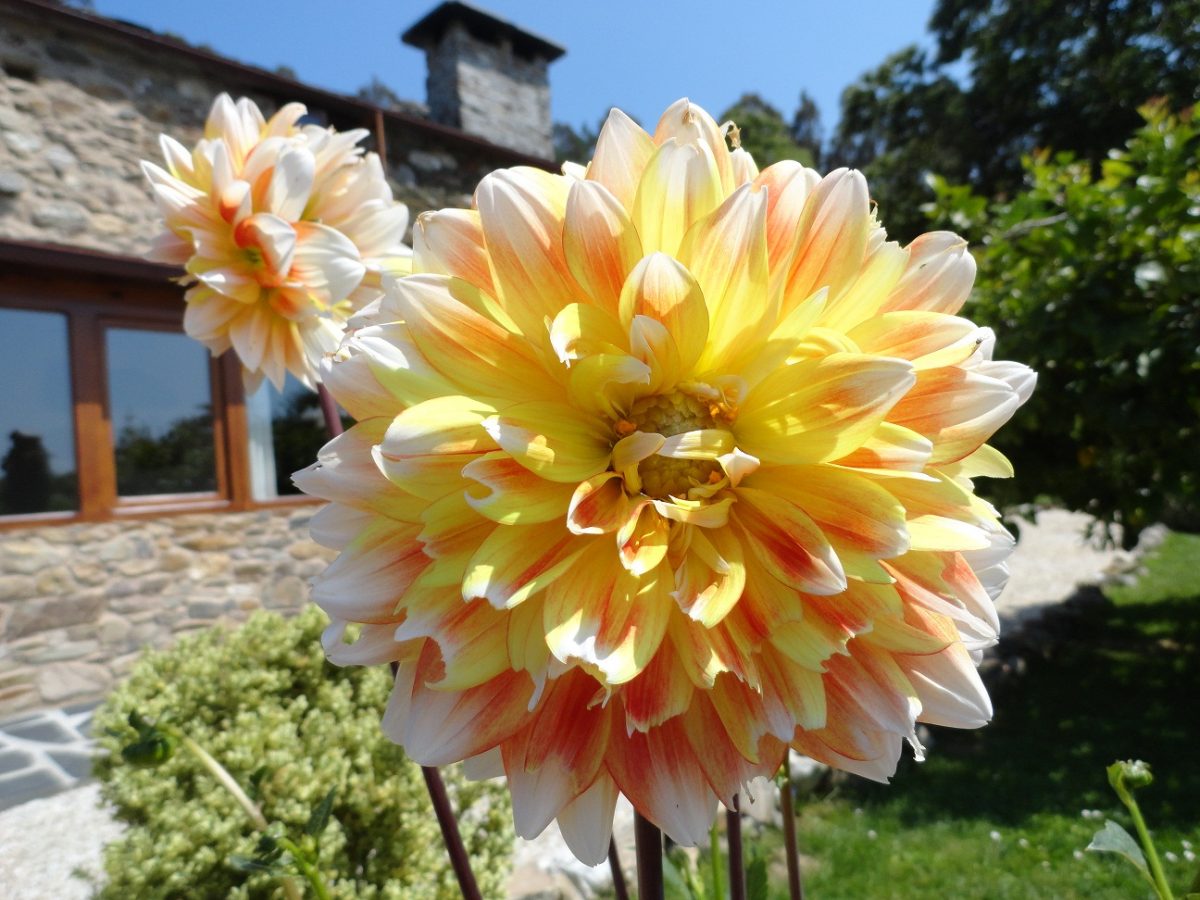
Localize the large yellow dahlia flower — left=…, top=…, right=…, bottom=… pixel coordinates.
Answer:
left=142, top=94, right=411, bottom=390
left=299, top=99, right=1034, bottom=863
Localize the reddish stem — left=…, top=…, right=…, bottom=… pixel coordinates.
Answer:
left=634, top=812, right=664, bottom=900
left=727, top=795, right=746, bottom=900
left=609, top=837, right=630, bottom=900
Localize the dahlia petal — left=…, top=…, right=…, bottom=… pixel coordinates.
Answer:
left=881, top=232, right=976, bottom=315
left=818, top=239, right=910, bottom=332
left=395, top=646, right=535, bottom=766
left=616, top=501, right=670, bottom=575
left=463, top=451, right=575, bottom=525
left=738, top=353, right=916, bottom=465
left=543, top=545, right=671, bottom=685
left=291, top=222, right=366, bottom=304
left=753, top=160, right=821, bottom=285
left=678, top=184, right=773, bottom=373
left=749, top=466, right=909, bottom=559
left=733, top=488, right=846, bottom=594
left=564, top=179, right=644, bottom=315
left=323, top=323, right=458, bottom=415
left=462, top=520, right=582, bottom=609
left=265, top=146, right=315, bottom=221
left=759, top=643, right=827, bottom=732
left=681, top=693, right=777, bottom=805
left=556, top=771, right=620, bottom=867
left=568, top=353, right=651, bottom=418
left=568, top=472, right=631, bottom=535
left=848, top=312, right=984, bottom=370
left=462, top=746, right=505, bottom=780
left=412, top=208, right=495, bottom=294
left=549, top=302, right=630, bottom=364
left=323, top=621, right=404, bottom=666
left=607, top=713, right=718, bottom=847
left=834, top=422, right=933, bottom=472
left=588, top=107, right=656, bottom=211
left=673, top=526, right=746, bottom=627
left=293, top=419, right=420, bottom=519
left=390, top=273, right=556, bottom=401
left=657, top=428, right=735, bottom=460
left=503, top=670, right=612, bottom=837
left=374, top=396, right=498, bottom=500
left=902, top=643, right=993, bottom=728
left=622, top=641, right=696, bottom=732
left=653, top=98, right=736, bottom=194
left=617, top=253, right=709, bottom=374
left=394, top=590, right=511, bottom=691
left=629, top=314, right=683, bottom=393
left=784, top=168, right=872, bottom=314
left=632, top=139, right=723, bottom=257
left=233, top=212, right=297, bottom=277
left=888, top=368, right=1021, bottom=466
left=476, top=167, right=579, bottom=336
left=484, top=401, right=613, bottom=483
left=793, top=729, right=903, bottom=784
left=309, top=518, right=428, bottom=623
left=183, top=289, right=247, bottom=341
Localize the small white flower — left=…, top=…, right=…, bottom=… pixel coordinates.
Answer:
left=1018, top=838, right=1030, bottom=849
left=1073, top=850, right=1085, bottom=860
left=867, top=830, right=878, bottom=840
left=989, top=830, right=1002, bottom=842
left=1041, top=860, right=1051, bottom=869
left=1183, top=850, right=1195, bottom=862
left=1183, top=839, right=1193, bottom=850
left=1164, top=851, right=1179, bottom=863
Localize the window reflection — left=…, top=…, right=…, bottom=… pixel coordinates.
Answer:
left=247, top=375, right=348, bottom=498
left=106, top=328, right=216, bottom=496
left=0, top=308, right=77, bottom=515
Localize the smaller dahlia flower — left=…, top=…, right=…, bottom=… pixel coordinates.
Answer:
left=300, top=98, right=1035, bottom=863
left=142, top=93, right=411, bottom=390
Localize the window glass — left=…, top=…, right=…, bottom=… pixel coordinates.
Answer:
left=247, top=374, right=328, bottom=498
left=107, top=328, right=216, bottom=496
left=0, top=308, right=77, bottom=515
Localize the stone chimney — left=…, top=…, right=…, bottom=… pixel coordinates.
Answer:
left=402, top=2, right=564, bottom=159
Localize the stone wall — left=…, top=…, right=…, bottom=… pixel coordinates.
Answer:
left=425, top=22, right=554, bottom=159
left=0, top=508, right=333, bottom=718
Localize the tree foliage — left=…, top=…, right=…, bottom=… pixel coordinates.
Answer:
left=719, top=93, right=814, bottom=168
left=928, top=104, right=1200, bottom=543
left=832, top=0, right=1200, bottom=241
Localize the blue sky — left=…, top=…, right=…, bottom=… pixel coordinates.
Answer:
left=92, top=0, right=939, bottom=139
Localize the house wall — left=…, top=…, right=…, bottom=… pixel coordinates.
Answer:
left=0, top=509, right=334, bottom=716
left=0, top=3, right=553, bottom=720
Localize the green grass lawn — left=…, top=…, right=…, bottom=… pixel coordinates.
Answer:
left=754, top=532, right=1200, bottom=899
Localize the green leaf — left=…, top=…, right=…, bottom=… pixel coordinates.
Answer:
left=304, top=787, right=336, bottom=838
left=662, top=853, right=693, bottom=900
left=746, top=851, right=770, bottom=900
left=1087, top=820, right=1156, bottom=889
left=228, top=854, right=288, bottom=876
left=120, top=732, right=175, bottom=767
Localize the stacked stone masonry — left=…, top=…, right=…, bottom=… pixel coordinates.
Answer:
left=0, top=509, right=333, bottom=718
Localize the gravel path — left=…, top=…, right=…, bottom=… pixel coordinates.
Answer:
left=0, top=509, right=1157, bottom=899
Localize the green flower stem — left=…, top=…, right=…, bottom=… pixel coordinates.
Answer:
left=709, top=817, right=723, bottom=899
left=176, top=733, right=304, bottom=900
left=1114, top=779, right=1174, bottom=900
left=277, top=837, right=333, bottom=900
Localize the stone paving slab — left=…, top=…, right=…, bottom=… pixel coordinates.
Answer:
left=0, top=703, right=96, bottom=812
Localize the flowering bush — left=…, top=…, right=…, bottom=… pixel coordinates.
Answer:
left=92, top=607, right=513, bottom=899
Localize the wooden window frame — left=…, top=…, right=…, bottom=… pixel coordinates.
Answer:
left=0, top=246, right=319, bottom=529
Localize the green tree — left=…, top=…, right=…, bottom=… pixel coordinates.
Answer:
left=832, top=0, right=1200, bottom=241
left=552, top=119, right=601, bottom=165
left=789, top=89, right=824, bottom=171
left=928, top=103, right=1200, bottom=544
left=720, top=93, right=813, bottom=167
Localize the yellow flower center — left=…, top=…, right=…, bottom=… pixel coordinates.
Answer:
left=625, top=391, right=721, bottom=499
